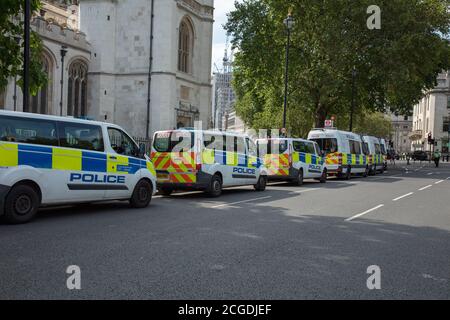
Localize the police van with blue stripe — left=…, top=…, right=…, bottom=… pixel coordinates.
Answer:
left=0, top=110, right=157, bottom=224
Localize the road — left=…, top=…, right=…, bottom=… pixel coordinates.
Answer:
left=1, top=161, right=450, bottom=299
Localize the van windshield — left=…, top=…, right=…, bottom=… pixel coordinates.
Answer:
left=153, top=131, right=194, bottom=152
left=380, top=143, right=387, bottom=155
left=310, top=138, right=338, bottom=154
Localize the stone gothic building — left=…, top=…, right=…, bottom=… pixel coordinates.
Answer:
left=1, top=0, right=214, bottom=139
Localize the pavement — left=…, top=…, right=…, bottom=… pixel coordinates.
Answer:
left=1, top=160, right=450, bottom=299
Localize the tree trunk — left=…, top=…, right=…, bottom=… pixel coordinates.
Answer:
left=314, top=102, right=327, bottom=128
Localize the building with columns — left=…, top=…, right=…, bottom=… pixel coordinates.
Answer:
left=1, top=0, right=214, bottom=140
left=410, top=71, right=450, bottom=156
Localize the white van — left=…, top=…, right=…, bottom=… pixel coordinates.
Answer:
left=0, top=110, right=157, bottom=224
left=379, top=138, right=388, bottom=170
left=362, top=135, right=385, bottom=174
left=256, top=138, right=327, bottom=185
left=151, top=129, right=268, bottom=197
left=307, top=128, right=369, bottom=179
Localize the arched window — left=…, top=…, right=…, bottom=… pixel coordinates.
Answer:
left=29, top=53, right=52, bottom=114
left=67, top=60, right=88, bottom=117
left=178, top=18, right=194, bottom=74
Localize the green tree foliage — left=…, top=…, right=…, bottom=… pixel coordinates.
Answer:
left=0, top=0, right=47, bottom=94
left=225, top=0, right=450, bottom=137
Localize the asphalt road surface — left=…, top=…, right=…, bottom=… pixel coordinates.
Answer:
left=1, top=161, right=450, bottom=299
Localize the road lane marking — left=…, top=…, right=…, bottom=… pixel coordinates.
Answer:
left=392, top=192, right=414, bottom=201
left=345, top=204, right=384, bottom=222
left=419, top=185, right=432, bottom=191
left=435, top=180, right=444, bottom=185
left=427, top=172, right=433, bottom=175
left=293, top=188, right=322, bottom=194
left=211, top=196, right=272, bottom=209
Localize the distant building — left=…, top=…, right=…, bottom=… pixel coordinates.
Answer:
left=222, top=110, right=247, bottom=133
left=212, top=71, right=234, bottom=130
left=390, top=114, right=412, bottom=154
left=410, top=71, right=450, bottom=155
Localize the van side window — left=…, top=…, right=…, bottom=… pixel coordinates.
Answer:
left=204, top=133, right=225, bottom=151
left=362, top=142, right=370, bottom=155
left=108, top=127, right=139, bottom=157
left=305, top=142, right=316, bottom=155
left=349, top=140, right=362, bottom=154
left=58, top=122, right=104, bottom=152
left=0, top=115, right=58, bottom=146
left=246, top=138, right=257, bottom=156
left=293, top=141, right=306, bottom=153
left=236, top=137, right=246, bottom=154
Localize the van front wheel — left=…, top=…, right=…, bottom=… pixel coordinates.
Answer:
left=130, top=180, right=153, bottom=208
left=254, top=175, right=267, bottom=191
left=3, top=184, right=40, bottom=224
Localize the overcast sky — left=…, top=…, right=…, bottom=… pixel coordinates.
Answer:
left=212, top=0, right=241, bottom=72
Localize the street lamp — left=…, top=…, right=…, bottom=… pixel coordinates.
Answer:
left=59, top=45, right=68, bottom=116
left=282, top=11, right=294, bottom=133
left=13, top=36, right=21, bottom=111
left=23, top=0, right=31, bottom=112
left=349, top=66, right=357, bottom=132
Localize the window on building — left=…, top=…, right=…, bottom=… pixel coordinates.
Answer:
left=443, top=117, right=449, bottom=133
left=67, top=60, right=88, bottom=117
left=27, top=52, right=52, bottom=114
left=178, top=18, right=194, bottom=74
left=447, top=96, right=450, bottom=109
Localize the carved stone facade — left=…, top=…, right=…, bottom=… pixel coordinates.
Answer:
left=80, top=0, right=214, bottom=138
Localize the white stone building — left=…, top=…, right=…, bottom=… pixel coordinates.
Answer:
left=1, top=0, right=214, bottom=140
left=80, top=0, right=214, bottom=138
left=0, top=1, right=91, bottom=118
left=389, top=114, right=412, bottom=154
left=410, top=72, right=450, bottom=155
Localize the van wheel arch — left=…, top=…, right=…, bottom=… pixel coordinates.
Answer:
left=11, top=180, right=42, bottom=204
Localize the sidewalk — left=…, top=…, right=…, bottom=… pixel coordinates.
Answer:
left=387, top=159, right=450, bottom=170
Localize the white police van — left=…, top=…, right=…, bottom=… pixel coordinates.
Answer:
left=256, top=138, right=327, bottom=185
left=362, top=135, right=385, bottom=175
left=0, top=110, right=157, bottom=224
left=151, top=129, right=268, bottom=197
left=308, top=128, right=369, bottom=179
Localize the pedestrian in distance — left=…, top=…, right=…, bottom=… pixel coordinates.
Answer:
left=433, top=149, right=441, bottom=168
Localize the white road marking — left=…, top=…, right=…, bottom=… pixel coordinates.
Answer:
left=419, top=185, right=432, bottom=191
left=427, top=172, right=433, bottom=175
left=345, top=204, right=384, bottom=222
left=211, top=196, right=272, bottom=209
left=392, top=192, right=414, bottom=202
left=435, top=180, right=444, bottom=185
left=293, top=188, right=322, bottom=194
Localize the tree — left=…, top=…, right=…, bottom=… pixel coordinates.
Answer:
left=225, top=0, right=450, bottom=137
left=0, top=0, right=47, bottom=95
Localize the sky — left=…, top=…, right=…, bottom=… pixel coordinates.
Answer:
left=212, top=0, right=241, bottom=72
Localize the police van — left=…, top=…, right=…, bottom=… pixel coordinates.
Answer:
left=151, top=129, right=267, bottom=197
left=362, top=135, right=385, bottom=175
left=0, top=110, right=157, bottom=224
left=308, top=128, right=369, bottom=179
left=255, top=138, right=326, bottom=185
left=379, top=138, right=388, bottom=170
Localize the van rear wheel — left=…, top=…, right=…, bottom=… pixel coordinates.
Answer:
left=130, top=180, right=153, bottom=208
left=3, top=184, right=40, bottom=224
left=319, top=169, right=327, bottom=183
left=206, top=174, right=222, bottom=197
left=294, top=169, right=304, bottom=186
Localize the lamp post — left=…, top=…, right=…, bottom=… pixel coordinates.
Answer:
left=59, top=45, right=68, bottom=116
left=282, top=11, right=294, bottom=133
left=349, top=66, right=357, bottom=132
left=23, top=0, right=31, bottom=112
left=13, top=36, right=21, bottom=111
